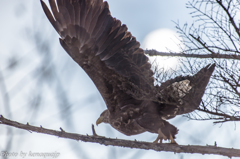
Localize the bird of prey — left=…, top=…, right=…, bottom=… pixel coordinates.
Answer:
left=41, top=0, right=215, bottom=143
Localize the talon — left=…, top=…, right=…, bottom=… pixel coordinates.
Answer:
left=153, top=138, right=159, bottom=144
left=159, top=138, right=163, bottom=144
left=169, top=133, right=178, bottom=144
left=153, top=128, right=167, bottom=143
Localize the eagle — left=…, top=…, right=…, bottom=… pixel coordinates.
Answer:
left=40, top=0, right=215, bottom=143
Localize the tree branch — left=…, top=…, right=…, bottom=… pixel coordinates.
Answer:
left=197, top=108, right=240, bottom=123
left=144, top=49, right=240, bottom=60
left=216, top=0, right=240, bottom=39
left=0, top=115, right=239, bottom=158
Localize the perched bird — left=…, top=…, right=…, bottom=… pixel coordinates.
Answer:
left=41, top=0, right=215, bottom=143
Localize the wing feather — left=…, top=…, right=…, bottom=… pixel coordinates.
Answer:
left=41, top=0, right=155, bottom=112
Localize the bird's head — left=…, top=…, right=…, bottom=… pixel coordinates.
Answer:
left=96, top=109, right=110, bottom=126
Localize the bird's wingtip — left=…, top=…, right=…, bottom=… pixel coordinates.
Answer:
left=208, top=63, right=216, bottom=72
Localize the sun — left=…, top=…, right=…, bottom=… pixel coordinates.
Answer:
left=142, top=28, right=183, bottom=70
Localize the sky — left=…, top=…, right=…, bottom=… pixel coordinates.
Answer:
left=0, top=0, right=239, bottom=159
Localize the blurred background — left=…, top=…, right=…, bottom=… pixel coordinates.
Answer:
left=0, top=0, right=238, bottom=159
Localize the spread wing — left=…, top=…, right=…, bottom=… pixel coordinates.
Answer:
left=40, top=0, right=155, bottom=112
left=158, top=63, right=215, bottom=119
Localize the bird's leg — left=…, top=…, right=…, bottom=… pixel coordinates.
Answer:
left=169, top=132, right=178, bottom=144
left=153, top=128, right=167, bottom=143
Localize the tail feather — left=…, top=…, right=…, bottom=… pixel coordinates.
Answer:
left=177, top=63, right=216, bottom=114
left=158, top=63, right=215, bottom=117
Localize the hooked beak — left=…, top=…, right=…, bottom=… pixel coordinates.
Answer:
left=96, top=116, right=103, bottom=126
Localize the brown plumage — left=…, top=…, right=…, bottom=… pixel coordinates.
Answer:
left=41, top=0, right=215, bottom=143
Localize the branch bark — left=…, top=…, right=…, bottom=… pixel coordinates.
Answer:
left=0, top=115, right=239, bottom=158
left=145, top=49, right=240, bottom=60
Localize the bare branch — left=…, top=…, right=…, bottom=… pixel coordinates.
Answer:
left=216, top=0, right=240, bottom=39
left=197, top=108, right=240, bottom=122
left=145, top=49, right=240, bottom=60
left=0, top=115, right=240, bottom=158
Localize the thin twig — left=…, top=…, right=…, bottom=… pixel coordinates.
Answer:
left=197, top=108, right=240, bottom=122
left=216, top=0, right=240, bottom=39
left=91, top=124, right=98, bottom=136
